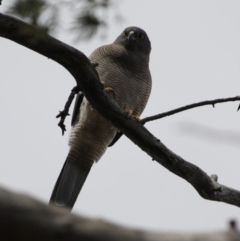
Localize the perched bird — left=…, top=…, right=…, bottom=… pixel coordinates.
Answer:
left=49, top=26, right=152, bottom=210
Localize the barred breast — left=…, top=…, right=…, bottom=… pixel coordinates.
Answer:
left=68, top=43, right=152, bottom=169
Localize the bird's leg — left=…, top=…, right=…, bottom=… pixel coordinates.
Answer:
left=122, top=104, right=140, bottom=120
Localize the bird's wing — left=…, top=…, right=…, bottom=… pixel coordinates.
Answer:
left=108, top=131, right=123, bottom=147
left=71, top=90, right=121, bottom=146
left=71, top=91, right=121, bottom=147
left=71, top=92, right=84, bottom=126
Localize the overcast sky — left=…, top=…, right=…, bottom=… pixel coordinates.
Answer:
left=0, top=0, right=239, bottom=232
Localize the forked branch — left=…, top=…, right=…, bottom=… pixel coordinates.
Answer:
left=0, top=13, right=239, bottom=207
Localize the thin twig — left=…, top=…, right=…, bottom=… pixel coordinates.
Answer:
left=141, top=96, right=240, bottom=124
left=237, top=103, right=240, bottom=111
left=56, top=86, right=79, bottom=135
left=111, top=96, right=240, bottom=146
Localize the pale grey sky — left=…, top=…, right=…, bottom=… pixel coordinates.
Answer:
left=0, top=0, right=239, bottom=232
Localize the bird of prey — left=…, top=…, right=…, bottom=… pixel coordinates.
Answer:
left=49, top=26, right=152, bottom=210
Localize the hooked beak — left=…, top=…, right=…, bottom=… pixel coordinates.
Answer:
left=128, top=31, right=135, bottom=41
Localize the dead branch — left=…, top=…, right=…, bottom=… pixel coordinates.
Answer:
left=56, top=86, right=79, bottom=135
left=0, top=13, right=240, bottom=207
left=110, top=96, right=240, bottom=146
left=141, top=96, right=240, bottom=124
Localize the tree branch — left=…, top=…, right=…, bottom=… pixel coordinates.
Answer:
left=141, top=96, right=240, bottom=124
left=56, top=86, right=79, bottom=135
left=111, top=96, right=240, bottom=146
left=0, top=186, right=239, bottom=241
left=0, top=13, right=240, bottom=207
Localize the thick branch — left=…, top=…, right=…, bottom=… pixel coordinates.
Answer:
left=141, top=96, right=240, bottom=124
left=0, top=14, right=101, bottom=92
left=0, top=13, right=240, bottom=207
left=0, top=186, right=239, bottom=241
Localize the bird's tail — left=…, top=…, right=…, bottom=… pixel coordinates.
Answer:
left=49, top=156, right=90, bottom=210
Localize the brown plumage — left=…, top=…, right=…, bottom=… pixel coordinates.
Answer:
left=49, top=27, right=152, bottom=210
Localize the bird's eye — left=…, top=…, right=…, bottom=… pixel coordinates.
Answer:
left=138, top=33, right=144, bottom=39
left=123, top=31, right=128, bottom=36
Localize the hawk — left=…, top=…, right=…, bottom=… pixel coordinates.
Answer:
left=50, top=27, right=152, bottom=210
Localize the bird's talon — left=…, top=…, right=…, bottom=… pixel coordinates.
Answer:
left=131, top=114, right=140, bottom=120
left=122, top=104, right=139, bottom=120
left=127, top=110, right=133, bottom=116
left=104, top=87, right=115, bottom=97
left=128, top=111, right=139, bottom=120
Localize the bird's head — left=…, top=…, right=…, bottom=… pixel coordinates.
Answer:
left=114, top=27, right=151, bottom=56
